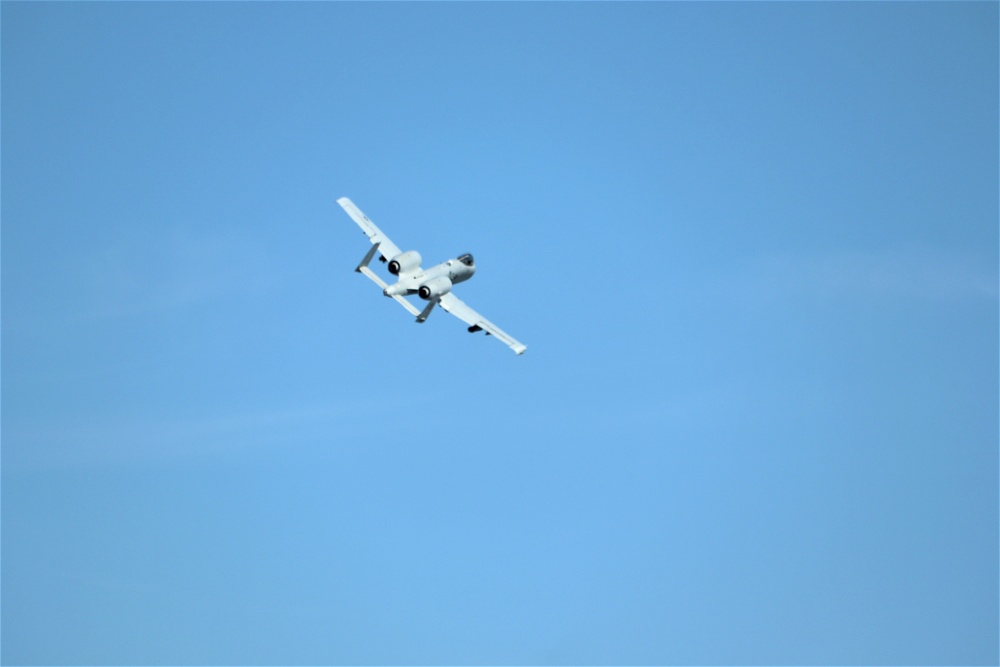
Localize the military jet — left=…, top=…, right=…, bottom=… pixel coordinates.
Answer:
left=338, top=197, right=527, bottom=355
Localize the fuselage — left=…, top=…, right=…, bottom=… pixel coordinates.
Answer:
left=383, top=254, right=475, bottom=299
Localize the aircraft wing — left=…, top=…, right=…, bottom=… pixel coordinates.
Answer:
left=438, top=293, right=527, bottom=355
left=338, top=197, right=421, bottom=317
left=337, top=197, right=403, bottom=261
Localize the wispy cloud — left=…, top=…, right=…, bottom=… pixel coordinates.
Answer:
left=4, top=398, right=409, bottom=471
left=722, top=247, right=998, bottom=304
left=82, top=226, right=277, bottom=320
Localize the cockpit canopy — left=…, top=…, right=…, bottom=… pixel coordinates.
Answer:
left=458, top=253, right=474, bottom=267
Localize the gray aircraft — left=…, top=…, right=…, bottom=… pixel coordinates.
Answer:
left=338, top=197, right=527, bottom=355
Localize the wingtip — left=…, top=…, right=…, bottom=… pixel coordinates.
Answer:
left=513, top=344, right=527, bottom=355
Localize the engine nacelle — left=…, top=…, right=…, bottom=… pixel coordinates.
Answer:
left=418, top=276, right=453, bottom=301
left=388, top=250, right=421, bottom=275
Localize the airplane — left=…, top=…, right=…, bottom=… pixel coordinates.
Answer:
left=338, top=197, right=527, bottom=355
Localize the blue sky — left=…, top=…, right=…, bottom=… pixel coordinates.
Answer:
left=2, top=2, right=997, bottom=664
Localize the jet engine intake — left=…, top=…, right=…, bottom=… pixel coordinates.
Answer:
left=388, top=250, right=421, bottom=275
left=418, top=276, right=452, bottom=300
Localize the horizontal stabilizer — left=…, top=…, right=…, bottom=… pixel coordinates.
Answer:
left=354, top=241, right=420, bottom=317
